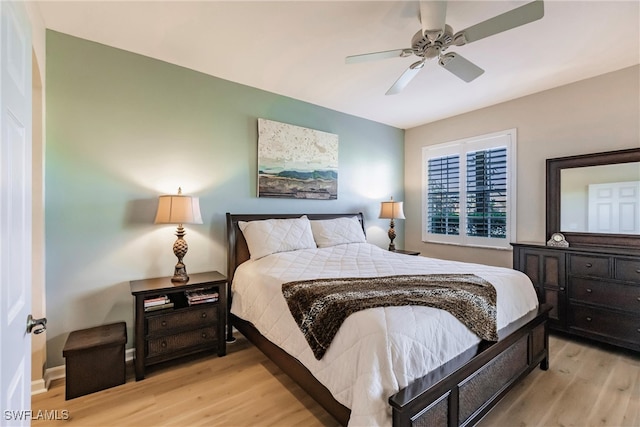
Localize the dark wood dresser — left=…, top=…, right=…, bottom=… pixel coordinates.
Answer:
left=512, top=243, right=640, bottom=352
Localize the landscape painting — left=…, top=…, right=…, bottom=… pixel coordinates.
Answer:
left=257, top=118, right=338, bottom=199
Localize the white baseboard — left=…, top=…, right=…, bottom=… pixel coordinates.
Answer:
left=31, top=348, right=135, bottom=396
left=31, top=378, right=48, bottom=395
left=45, top=364, right=66, bottom=382
left=126, top=348, right=134, bottom=363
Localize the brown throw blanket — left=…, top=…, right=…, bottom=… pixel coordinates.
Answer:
left=282, top=274, right=498, bottom=360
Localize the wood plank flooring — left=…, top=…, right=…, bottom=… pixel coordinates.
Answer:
left=478, top=333, right=639, bottom=427
left=32, top=333, right=639, bottom=426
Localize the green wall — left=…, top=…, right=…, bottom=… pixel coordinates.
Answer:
left=45, top=31, right=405, bottom=367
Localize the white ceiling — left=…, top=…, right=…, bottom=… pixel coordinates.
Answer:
left=36, top=0, right=640, bottom=129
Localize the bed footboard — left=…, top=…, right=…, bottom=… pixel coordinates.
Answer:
left=389, top=304, right=551, bottom=427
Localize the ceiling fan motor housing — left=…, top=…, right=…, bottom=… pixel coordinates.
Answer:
left=411, top=24, right=456, bottom=59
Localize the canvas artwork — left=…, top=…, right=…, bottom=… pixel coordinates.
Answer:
left=257, top=118, right=338, bottom=199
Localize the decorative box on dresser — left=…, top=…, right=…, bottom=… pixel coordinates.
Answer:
left=512, top=243, right=640, bottom=352
left=130, top=271, right=227, bottom=380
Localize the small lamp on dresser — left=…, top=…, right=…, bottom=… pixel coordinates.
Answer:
left=379, top=197, right=405, bottom=251
left=154, top=187, right=203, bottom=282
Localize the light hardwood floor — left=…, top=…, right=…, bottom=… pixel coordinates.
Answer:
left=32, top=333, right=639, bottom=426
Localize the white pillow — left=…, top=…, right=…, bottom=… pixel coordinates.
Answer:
left=310, top=216, right=366, bottom=248
left=238, top=216, right=316, bottom=260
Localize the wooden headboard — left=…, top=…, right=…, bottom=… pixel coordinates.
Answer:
left=225, top=212, right=365, bottom=284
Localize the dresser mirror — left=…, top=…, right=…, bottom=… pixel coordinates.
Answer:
left=546, top=148, right=640, bottom=248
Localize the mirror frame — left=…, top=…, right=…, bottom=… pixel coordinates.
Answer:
left=546, top=147, right=640, bottom=249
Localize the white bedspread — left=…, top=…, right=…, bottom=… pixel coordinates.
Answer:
left=230, top=243, right=538, bottom=426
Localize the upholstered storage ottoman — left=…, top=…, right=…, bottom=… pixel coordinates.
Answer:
left=62, top=322, right=127, bottom=400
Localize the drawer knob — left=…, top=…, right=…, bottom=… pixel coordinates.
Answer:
left=586, top=288, right=592, bottom=293
left=585, top=263, right=593, bottom=268
left=201, top=312, right=207, bottom=319
left=636, top=269, right=640, bottom=274
left=201, top=332, right=208, bottom=339
left=161, top=341, right=167, bottom=348
left=586, top=317, right=592, bottom=322
left=559, top=287, right=565, bottom=291
left=161, top=320, right=167, bottom=327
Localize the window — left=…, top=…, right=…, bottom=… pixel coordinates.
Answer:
left=422, top=129, right=516, bottom=249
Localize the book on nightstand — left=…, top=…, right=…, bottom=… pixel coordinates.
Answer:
left=144, top=302, right=175, bottom=312
left=185, top=288, right=219, bottom=305
left=144, top=295, right=173, bottom=311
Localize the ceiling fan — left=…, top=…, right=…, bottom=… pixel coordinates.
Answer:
left=346, top=0, right=544, bottom=95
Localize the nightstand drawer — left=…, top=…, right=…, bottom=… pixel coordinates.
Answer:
left=147, top=326, right=218, bottom=357
left=570, top=277, right=640, bottom=312
left=147, top=305, right=218, bottom=335
left=615, top=259, right=640, bottom=283
left=569, top=255, right=610, bottom=278
left=569, top=305, right=640, bottom=344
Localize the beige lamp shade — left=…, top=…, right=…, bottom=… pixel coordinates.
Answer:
left=154, top=194, right=203, bottom=225
left=379, top=199, right=406, bottom=220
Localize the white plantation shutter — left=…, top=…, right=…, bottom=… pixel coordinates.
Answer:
left=423, top=130, right=516, bottom=249
left=466, top=147, right=508, bottom=238
left=427, top=154, right=460, bottom=236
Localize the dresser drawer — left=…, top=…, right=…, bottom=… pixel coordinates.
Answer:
left=569, top=255, right=610, bottom=278
left=147, top=305, right=218, bottom=335
left=615, top=258, right=640, bottom=283
left=569, top=305, right=640, bottom=345
left=570, top=277, right=640, bottom=312
left=147, top=326, right=218, bottom=357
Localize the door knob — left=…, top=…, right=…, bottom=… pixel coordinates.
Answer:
left=27, top=314, right=47, bottom=335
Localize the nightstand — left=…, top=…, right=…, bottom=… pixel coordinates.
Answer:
left=130, top=271, right=227, bottom=380
left=391, top=249, right=420, bottom=256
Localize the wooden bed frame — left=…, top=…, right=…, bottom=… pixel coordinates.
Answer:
left=226, top=212, right=551, bottom=426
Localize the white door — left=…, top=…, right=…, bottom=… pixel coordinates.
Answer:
left=588, top=181, right=640, bottom=234
left=0, top=2, right=32, bottom=426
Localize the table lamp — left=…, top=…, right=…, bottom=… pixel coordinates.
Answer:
left=154, top=187, right=203, bottom=282
left=379, top=197, right=405, bottom=251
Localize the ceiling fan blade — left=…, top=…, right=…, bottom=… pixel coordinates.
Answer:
left=346, top=48, right=412, bottom=64
left=419, top=1, right=447, bottom=41
left=461, top=0, right=544, bottom=44
left=438, top=52, right=484, bottom=82
left=386, top=60, right=425, bottom=95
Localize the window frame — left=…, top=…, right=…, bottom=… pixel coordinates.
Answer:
left=422, top=129, right=517, bottom=249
